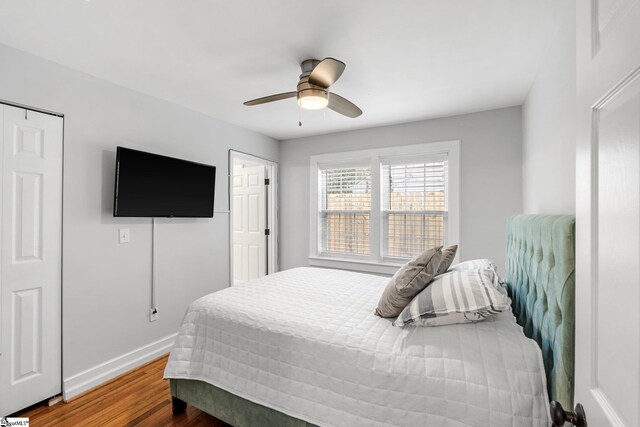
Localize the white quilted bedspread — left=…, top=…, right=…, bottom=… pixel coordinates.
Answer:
left=164, top=267, right=550, bottom=427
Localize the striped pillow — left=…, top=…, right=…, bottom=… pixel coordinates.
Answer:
left=449, top=258, right=506, bottom=291
left=394, top=268, right=511, bottom=327
left=449, top=258, right=497, bottom=272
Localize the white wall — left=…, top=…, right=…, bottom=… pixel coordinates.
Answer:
left=279, top=107, right=522, bottom=273
left=0, top=44, right=278, bottom=390
left=522, top=0, right=576, bottom=214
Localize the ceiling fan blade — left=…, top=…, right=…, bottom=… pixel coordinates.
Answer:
left=328, top=93, right=362, bottom=118
left=308, top=58, right=346, bottom=88
left=244, top=92, right=297, bottom=106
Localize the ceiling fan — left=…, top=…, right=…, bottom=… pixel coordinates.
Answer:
left=243, top=57, right=363, bottom=118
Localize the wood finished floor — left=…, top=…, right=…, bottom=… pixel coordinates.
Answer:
left=16, top=354, right=229, bottom=427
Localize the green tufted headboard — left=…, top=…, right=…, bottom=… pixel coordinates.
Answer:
left=505, top=214, right=575, bottom=408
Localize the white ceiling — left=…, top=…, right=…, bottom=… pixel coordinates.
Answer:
left=0, top=0, right=558, bottom=140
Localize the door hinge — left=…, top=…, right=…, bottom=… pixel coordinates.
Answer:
left=264, top=178, right=270, bottom=185
left=265, top=229, right=270, bottom=236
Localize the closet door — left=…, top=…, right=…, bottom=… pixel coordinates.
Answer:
left=0, top=105, right=63, bottom=416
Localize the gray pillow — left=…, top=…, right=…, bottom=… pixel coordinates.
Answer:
left=375, top=246, right=443, bottom=318
left=436, top=244, right=458, bottom=275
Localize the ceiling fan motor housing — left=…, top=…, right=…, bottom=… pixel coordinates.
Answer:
left=298, top=59, right=329, bottom=97
left=297, top=76, right=328, bottom=96
left=298, top=59, right=328, bottom=95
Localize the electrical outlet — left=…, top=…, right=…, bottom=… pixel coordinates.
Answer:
left=149, top=307, right=159, bottom=322
left=119, top=228, right=130, bottom=244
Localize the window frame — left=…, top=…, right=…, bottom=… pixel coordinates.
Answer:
left=309, top=140, right=460, bottom=275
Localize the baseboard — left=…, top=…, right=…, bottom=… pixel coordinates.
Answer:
left=62, top=333, right=177, bottom=401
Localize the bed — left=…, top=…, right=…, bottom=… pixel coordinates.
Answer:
left=164, top=214, right=575, bottom=426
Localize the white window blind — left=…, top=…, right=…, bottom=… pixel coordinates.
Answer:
left=381, top=158, right=448, bottom=260
left=318, top=166, right=371, bottom=257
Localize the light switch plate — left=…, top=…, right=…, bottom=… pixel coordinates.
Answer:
left=119, top=228, right=130, bottom=244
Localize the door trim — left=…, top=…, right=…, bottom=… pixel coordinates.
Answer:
left=0, top=99, right=64, bottom=118
left=228, top=150, right=278, bottom=286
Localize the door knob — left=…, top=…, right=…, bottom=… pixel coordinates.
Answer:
left=550, top=401, right=587, bottom=426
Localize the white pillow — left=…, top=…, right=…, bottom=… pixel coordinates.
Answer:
left=394, top=267, right=511, bottom=327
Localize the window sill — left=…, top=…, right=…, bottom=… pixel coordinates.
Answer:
left=308, top=256, right=402, bottom=276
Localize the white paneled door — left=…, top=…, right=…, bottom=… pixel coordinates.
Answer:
left=576, top=2, right=640, bottom=426
left=232, top=165, right=266, bottom=285
left=0, top=105, right=63, bottom=416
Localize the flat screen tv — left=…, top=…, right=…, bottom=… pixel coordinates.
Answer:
left=113, top=147, right=216, bottom=217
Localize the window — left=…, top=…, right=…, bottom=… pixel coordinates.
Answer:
left=310, top=141, right=459, bottom=275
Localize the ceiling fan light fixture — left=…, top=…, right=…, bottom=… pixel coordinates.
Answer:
left=297, top=89, right=328, bottom=110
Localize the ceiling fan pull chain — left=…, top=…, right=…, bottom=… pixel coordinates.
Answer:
left=298, top=105, right=302, bottom=127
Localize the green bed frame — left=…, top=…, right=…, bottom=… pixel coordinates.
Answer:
left=170, top=378, right=317, bottom=426
left=505, top=214, right=576, bottom=408
left=170, top=214, right=576, bottom=424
